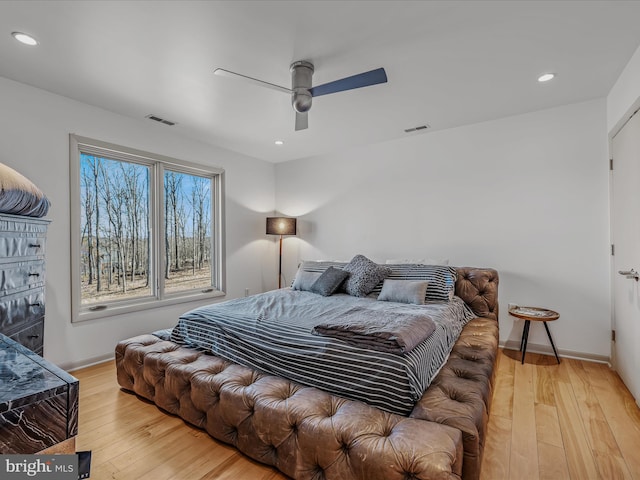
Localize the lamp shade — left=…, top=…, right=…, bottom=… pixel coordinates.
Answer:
left=266, top=217, right=297, bottom=236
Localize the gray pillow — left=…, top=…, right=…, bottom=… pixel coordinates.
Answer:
left=310, top=267, right=350, bottom=296
left=342, top=254, right=392, bottom=297
left=292, top=270, right=322, bottom=291
left=369, top=264, right=457, bottom=302
left=378, top=279, right=429, bottom=305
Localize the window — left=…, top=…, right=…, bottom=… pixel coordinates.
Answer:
left=70, top=135, right=225, bottom=322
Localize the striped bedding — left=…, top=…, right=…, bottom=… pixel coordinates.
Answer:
left=170, top=288, right=474, bottom=415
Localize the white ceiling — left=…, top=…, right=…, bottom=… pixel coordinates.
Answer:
left=1, top=1, right=640, bottom=163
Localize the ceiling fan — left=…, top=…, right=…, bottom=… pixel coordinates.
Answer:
left=214, top=61, right=387, bottom=131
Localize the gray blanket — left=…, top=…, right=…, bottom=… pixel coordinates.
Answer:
left=313, top=306, right=436, bottom=354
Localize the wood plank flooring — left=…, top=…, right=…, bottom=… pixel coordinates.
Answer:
left=72, top=349, right=640, bottom=479
left=73, top=361, right=287, bottom=480
left=481, top=349, right=640, bottom=480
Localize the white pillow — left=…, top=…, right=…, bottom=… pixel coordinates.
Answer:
left=385, top=258, right=449, bottom=266
left=291, top=270, right=322, bottom=291
left=378, top=279, right=429, bottom=305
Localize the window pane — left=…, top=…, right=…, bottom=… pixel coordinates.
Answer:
left=80, top=154, right=151, bottom=304
left=164, top=170, right=213, bottom=294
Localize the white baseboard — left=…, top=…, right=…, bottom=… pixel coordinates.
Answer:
left=63, top=354, right=115, bottom=373
left=500, top=340, right=610, bottom=365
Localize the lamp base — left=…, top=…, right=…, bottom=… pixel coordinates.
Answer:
left=278, top=235, right=283, bottom=289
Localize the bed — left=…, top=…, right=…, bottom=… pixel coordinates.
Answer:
left=116, top=264, right=499, bottom=480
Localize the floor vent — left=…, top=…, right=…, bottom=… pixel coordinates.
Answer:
left=146, top=114, right=177, bottom=126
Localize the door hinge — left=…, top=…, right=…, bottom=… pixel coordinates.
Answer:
left=611, top=244, right=615, bottom=256
left=610, top=158, right=613, bottom=170
left=612, top=329, right=616, bottom=342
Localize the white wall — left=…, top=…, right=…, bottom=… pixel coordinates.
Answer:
left=276, top=99, right=611, bottom=358
left=0, top=72, right=615, bottom=365
left=608, top=43, right=640, bottom=134
left=0, top=76, right=277, bottom=369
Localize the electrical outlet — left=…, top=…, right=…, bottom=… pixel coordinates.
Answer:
left=244, top=288, right=250, bottom=297
left=508, top=303, right=518, bottom=312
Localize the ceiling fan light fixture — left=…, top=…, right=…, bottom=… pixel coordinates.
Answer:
left=537, top=72, right=555, bottom=82
left=12, top=31, right=38, bottom=46
left=214, top=61, right=387, bottom=132
left=292, top=91, right=312, bottom=113
left=290, top=61, right=314, bottom=114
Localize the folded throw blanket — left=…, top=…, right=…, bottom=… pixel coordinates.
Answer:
left=312, top=307, right=436, bottom=355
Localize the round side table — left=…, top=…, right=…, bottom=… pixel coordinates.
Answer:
left=509, top=306, right=560, bottom=364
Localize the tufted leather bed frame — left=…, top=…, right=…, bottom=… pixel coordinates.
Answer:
left=115, top=267, right=499, bottom=480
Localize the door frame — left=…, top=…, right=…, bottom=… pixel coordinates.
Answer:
left=609, top=104, right=640, bottom=406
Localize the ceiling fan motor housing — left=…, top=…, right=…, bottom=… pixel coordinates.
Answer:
left=291, top=61, right=314, bottom=113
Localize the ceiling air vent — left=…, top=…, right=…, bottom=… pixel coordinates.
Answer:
left=146, top=114, right=177, bottom=126
left=404, top=124, right=430, bottom=133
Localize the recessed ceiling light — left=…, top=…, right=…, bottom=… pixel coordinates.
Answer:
left=12, top=32, right=39, bottom=46
left=274, top=140, right=284, bottom=145
left=537, top=73, right=555, bottom=83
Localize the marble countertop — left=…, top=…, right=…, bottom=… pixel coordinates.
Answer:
left=0, top=334, right=78, bottom=412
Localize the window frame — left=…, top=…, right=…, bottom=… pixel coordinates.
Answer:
left=70, top=134, right=225, bottom=323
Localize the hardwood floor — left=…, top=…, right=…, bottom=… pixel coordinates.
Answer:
left=481, top=349, right=640, bottom=480
left=72, top=350, right=640, bottom=479
left=73, top=361, right=287, bottom=479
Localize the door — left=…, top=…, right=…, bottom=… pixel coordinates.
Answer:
left=612, top=109, right=640, bottom=405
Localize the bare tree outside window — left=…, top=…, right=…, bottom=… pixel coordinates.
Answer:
left=164, top=170, right=212, bottom=294
left=72, top=135, right=224, bottom=321
left=80, top=155, right=151, bottom=304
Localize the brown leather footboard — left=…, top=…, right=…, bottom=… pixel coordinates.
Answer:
left=116, top=335, right=464, bottom=480
left=411, top=267, right=499, bottom=480
left=411, top=318, right=499, bottom=480
left=115, top=267, right=498, bottom=480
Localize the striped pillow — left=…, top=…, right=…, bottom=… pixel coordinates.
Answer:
left=298, top=260, right=347, bottom=274
left=370, top=264, right=457, bottom=302
left=292, top=261, right=347, bottom=288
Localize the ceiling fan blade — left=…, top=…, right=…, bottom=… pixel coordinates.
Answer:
left=295, top=111, right=308, bottom=131
left=309, top=67, right=387, bottom=97
left=213, top=68, right=291, bottom=94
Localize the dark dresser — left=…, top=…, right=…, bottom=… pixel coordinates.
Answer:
left=0, top=333, right=78, bottom=454
left=0, top=213, right=49, bottom=355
